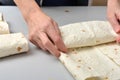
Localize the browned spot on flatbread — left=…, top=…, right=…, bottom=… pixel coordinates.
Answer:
left=73, top=50, right=77, bottom=54
left=21, top=36, right=24, bottom=38
left=74, top=74, right=76, bottom=78
left=110, top=58, right=114, bottom=62
left=114, top=48, right=118, bottom=54
left=81, top=29, right=86, bottom=32
left=114, top=48, right=118, bottom=51
left=96, top=40, right=100, bottom=43
left=71, top=49, right=77, bottom=54
left=66, top=55, right=69, bottom=58
left=77, top=65, right=80, bottom=68
left=72, top=49, right=75, bottom=51
left=112, top=68, right=114, bottom=71
left=104, top=76, right=109, bottom=80
left=17, top=47, right=22, bottom=51
left=88, top=67, right=92, bottom=70
left=61, top=61, right=65, bottom=65
left=77, top=59, right=81, bottom=62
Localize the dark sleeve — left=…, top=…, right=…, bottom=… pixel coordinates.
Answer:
left=77, top=0, right=88, bottom=6
left=35, top=0, right=41, bottom=6
left=0, top=0, right=15, bottom=5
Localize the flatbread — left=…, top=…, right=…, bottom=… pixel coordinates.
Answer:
left=0, top=33, right=29, bottom=57
left=0, top=13, right=9, bottom=34
left=59, top=21, right=120, bottom=80
left=0, top=13, right=3, bottom=21
left=96, top=42, right=120, bottom=66
left=60, top=47, right=120, bottom=80
left=60, top=21, right=117, bottom=48
left=0, top=21, right=10, bottom=34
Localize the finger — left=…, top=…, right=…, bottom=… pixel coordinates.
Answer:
left=39, top=31, right=60, bottom=57
left=53, top=22, right=68, bottom=52
left=34, top=36, right=46, bottom=51
left=53, top=21, right=61, bottom=35
left=29, top=34, right=39, bottom=47
left=116, top=12, right=120, bottom=24
left=46, top=25, right=67, bottom=53
left=30, top=40, right=39, bottom=47
left=108, top=14, right=120, bottom=33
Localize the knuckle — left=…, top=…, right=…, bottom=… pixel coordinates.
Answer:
left=43, top=22, right=51, bottom=28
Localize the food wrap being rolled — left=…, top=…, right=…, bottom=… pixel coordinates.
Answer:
left=59, top=21, right=120, bottom=80
left=0, top=33, right=29, bottom=58
left=60, top=21, right=117, bottom=48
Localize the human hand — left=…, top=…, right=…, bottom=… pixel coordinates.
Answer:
left=107, top=0, right=120, bottom=42
left=27, top=10, right=67, bottom=57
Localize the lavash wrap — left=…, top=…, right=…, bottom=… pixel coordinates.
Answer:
left=0, top=21, right=10, bottom=34
left=0, top=13, right=3, bottom=21
left=0, top=13, right=9, bottom=34
left=59, top=21, right=120, bottom=80
left=0, top=13, right=28, bottom=57
left=0, top=33, right=29, bottom=57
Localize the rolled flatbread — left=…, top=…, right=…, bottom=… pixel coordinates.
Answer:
left=0, top=13, right=9, bottom=34
left=59, top=21, right=120, bottom=80
left=60, top=21, right=117, bottom=48
left=0, top=33, right=29, bottom=58
left=0, top=21, right=10, bottom=34
left=0, top=13, right=3, bottom=21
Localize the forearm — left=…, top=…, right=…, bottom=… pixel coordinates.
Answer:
left=14, top=0, right=42, bottom=21
left=107, top=0, right=118, bottom=5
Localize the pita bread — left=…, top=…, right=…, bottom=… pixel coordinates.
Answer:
left=0, top=33, right=29, bottom=57
left=59, top=21, right=120, bottom=80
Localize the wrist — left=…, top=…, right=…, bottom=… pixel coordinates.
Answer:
left=108, top=0, right=118, bottom=3
left=14, top=0, right=43, bottom=22
left=25, top=7, right=44, bottom=23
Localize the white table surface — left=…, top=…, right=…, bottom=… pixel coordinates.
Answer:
left=0, top=6, right=107, bottom=80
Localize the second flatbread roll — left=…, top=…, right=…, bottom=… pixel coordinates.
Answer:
left=0, top=33, right=29, bottom=58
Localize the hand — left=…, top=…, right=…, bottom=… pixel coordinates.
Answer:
left=27, top=10, right=67, bottom=57
left=107, top=0, right=120, bottom=42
